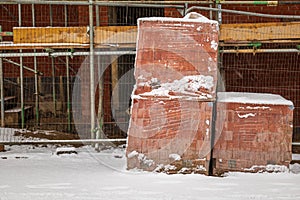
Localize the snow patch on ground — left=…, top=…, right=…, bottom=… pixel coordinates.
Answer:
left=290, top=163, right=300, bottom=174
left=244, top=164, right=289, bottom=173
left=1, top=146, right=300, bottom=200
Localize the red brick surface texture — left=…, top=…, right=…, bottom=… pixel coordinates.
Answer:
left=213, top=92, right=294, bottom=174
left=126, top=13, right=219, bottom=174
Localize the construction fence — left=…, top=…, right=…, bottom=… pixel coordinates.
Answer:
left=0, top=0, right=299, bottom=143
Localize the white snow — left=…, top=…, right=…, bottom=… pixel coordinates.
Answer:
left=290, top=163, right=300, bottom=174
left=210, top=40, right=218, bottom=51
left=137, top=75, right=214, bottom=99
left=239, top=106, right=271, bottom=110
left=139, top=12, right=218, bottom=25
left=218, top=92, right=294, bottom=106
left=127, top=150, right=139, bottom=159
left=237, top=113, right=257, bottom=119
left=205, top=120, right=210, bottom=125
left=0, top=145, right=300, bottom=200
left=169, top=154, right=181, bottom=161
left=293, top=154, right=300, bottom=160
left=244, top=165, right=289, bottom=173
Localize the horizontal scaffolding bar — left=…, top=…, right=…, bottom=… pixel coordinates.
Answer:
left=0, top=32, right=13, bottom=37
left=0, top=50, right=136, bottom=58
left=220, top=48, right=300, bottom=53
left=0, top=1, right=211, bottom=6
left=186, top=6, right=300, bottom=19
left=219, top=1, right=300, bottom=5
left=0, top=138, right=127, bottom=145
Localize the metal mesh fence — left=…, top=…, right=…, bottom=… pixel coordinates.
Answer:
left=0, top=1, right=299, bottom=143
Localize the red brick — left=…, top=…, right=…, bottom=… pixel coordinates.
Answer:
left=213, top=92, right=293, bottom=174
left=0, top=145, right=4, bottom=152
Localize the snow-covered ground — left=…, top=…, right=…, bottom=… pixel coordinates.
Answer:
left=0, top=145, right=300, bottom=200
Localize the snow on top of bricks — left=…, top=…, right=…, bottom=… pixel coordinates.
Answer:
left=218, top=92, right=294, bottom=106
left=138, top=12, right=218, bottom=25
left=136, top=75, right=214, bottom=99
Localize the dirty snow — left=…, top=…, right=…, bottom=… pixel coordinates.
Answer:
left=0, top=145, right=300, bottom=200
left=218, top=92, right=294, bottom=106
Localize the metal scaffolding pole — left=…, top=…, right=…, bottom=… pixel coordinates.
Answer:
left=3, top=58, right=42, bottom=75
left=220, top=48, right=300, bottom=54
left=0, top=58, right=4, bottom=127
left=186, top=6, right=300, bottom=19
left=0, top=1, right=211, bottom=6
left=18, top=3, right=25, bottom=129
left=51, top=57, right=57, bottom=117
left=64, top=5, right=71, bottom=132
left=89, top=0, right=96, bottom=140
left=0, top=51, right=136, bottom=58
left=0, top=138, right=127, bottom=145
left=66, top=56, right=71, bottom=132
left=95, top=4, right=104, bottom=149
left=32, top=3, right=40, bottom=127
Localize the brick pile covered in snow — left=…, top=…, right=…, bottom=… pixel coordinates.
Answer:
left=213, top=92, right=294, bottom=175
left=126, top=13, right=294, bottom=175
left=126, top=13, right=219, bottom=174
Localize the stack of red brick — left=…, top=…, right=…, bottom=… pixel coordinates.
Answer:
left=213, top=92, right=293, bottom=174
left=126, top=13, right=219, bottom=174
left=126, top=13, right=294, bottom=175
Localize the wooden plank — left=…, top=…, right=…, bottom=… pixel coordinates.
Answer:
left=94, top=26, right=137, bottom=46
left=13, top=27, right=90, bottom=44
left=220, top=22, right=300, bottom=42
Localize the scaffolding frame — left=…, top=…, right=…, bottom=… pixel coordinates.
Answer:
left=0, top=0, right=300, bottom=145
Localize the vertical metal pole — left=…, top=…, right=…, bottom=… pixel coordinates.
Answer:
left=209, top=100, right=217, bottom=176
left=32, top=4, right=40, bottom=127
left=95, top=4, right=103, bottom=150
left=89, top=0, right=96, bottom=140
left=49, top=4, right=53, bottom=26
left=51, top=57, right=57, bottom=117
left=184, top=3, right=188, bottom=15
left=0, top=58, right=4, bottom=127
left=209, top=1, right=213, bottom=20
left=18, top=3, right=25, bottom=129
left=66, top=56, right=71, bottom=132
left=65, top=5, right=71, bottom=132
left=64, top=4, right=68, bottom=26
left=217, top=2, right=222, bottom=24
left=95, top=5, right=100, bottom=27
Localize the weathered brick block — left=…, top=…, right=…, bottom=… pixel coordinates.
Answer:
left=134, top=13, right=219, bottom=100
left=213, top=92, right=294, bottom=174
left=127, top=13, right=219, bottom=174
left=127, top=98, right=213, bottom=174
